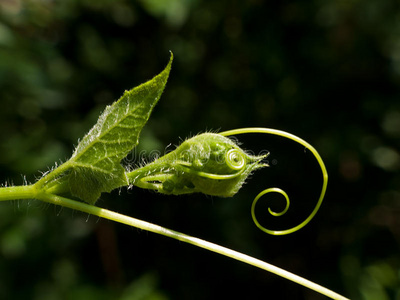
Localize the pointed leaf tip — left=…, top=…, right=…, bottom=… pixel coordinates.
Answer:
left=54, top=54, right=174, bottom=204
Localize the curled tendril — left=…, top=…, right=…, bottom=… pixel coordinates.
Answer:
left=251, top=188, right=290, bottom=235
left=225, top=149, right=246, bottom=170
left=219, top=127, right=328, bottom=236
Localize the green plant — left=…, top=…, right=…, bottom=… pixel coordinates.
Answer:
left=0, top=53, right=348, bottom=300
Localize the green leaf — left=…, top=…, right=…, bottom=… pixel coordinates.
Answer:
left=45, top=53, right=173, bottom=204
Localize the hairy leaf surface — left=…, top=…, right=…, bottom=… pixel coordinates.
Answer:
left=64, top=54, right=173, bottom=204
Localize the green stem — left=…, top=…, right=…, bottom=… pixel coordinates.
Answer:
left=35, top=192, right=348, bottom=300
left=0, top=185, right=38, bottom=201
left=34, top=163, right=70, bottom=189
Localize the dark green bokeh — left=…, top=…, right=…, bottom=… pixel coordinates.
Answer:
left=0, top=1, right=399, bottom=299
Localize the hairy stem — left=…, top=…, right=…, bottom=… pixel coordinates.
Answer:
left=0, top=185, right=38, bottom=201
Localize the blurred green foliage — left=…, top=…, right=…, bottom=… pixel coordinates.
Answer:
left=0, top=0, right=399, bottom=299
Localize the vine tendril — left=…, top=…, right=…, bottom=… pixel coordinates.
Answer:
left=225, top=149, right=246, bottom=170
left=251, top=188, right=290, bottom=234
left=219, top=127, right=328, bottom=236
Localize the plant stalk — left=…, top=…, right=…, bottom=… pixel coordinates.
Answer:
left=36, top=192, right=349, bottom=300
left=0, top=185, right=37, bottom=201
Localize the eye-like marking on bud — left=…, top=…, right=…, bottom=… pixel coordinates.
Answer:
left=225, top=149, right=246, bottom=171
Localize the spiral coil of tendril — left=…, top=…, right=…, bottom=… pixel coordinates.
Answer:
left=251, top=188, right=290, bottom=235
left=225, top=149, right=246, bottom=171
left=220, top=127, right=328, bottom=236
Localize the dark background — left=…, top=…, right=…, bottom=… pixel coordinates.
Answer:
left=0, top=1, right=399, bottom=299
